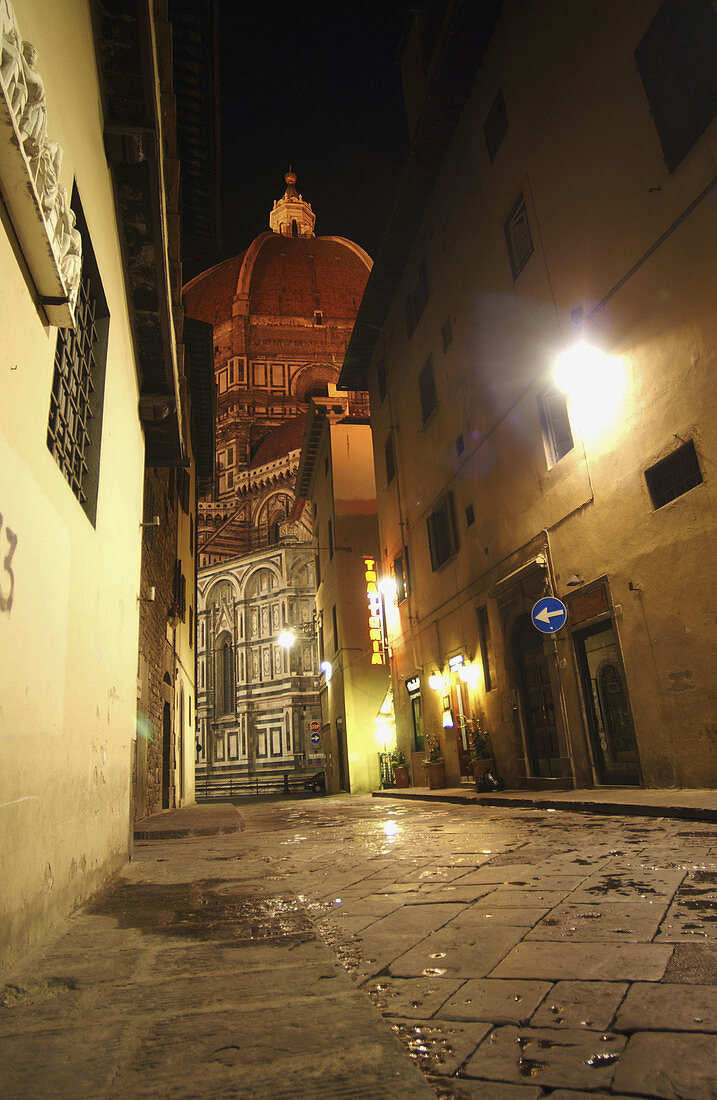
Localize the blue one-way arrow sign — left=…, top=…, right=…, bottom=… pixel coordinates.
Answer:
left=531, top=596, right=568, bottom=633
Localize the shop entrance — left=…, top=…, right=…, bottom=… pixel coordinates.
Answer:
left=450, top=678, right=473, bottom=777
left=513, top=614, right=562, bottom=776
left=573, top=620, right=640, bottom=784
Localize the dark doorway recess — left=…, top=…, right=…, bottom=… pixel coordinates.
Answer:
left=573, top=620, right=641, bottom=785
left=513, top=614, right=561, bottom=777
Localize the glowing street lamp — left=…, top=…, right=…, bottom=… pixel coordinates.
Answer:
left=277, top=630, right=295, bottom=648
left=553, top=341, right=626, bottom=437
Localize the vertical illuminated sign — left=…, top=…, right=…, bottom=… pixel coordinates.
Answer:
left=364, top=557, right=385, bottom=665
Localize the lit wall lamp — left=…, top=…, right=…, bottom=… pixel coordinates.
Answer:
left=277, top=630, right=296, bottom=648
left=320, top=660, right=333, bottom=682
left=442, top=708, right=455, bottom=729
left=138, top=586, right=156, bottom=602
left=428, top=671, right=446, bottom=692
left=566, top=574, right=584, bottom=587
left=458, top=662, right=481, bottom=689
left=553, top=341, right=626, bottom=437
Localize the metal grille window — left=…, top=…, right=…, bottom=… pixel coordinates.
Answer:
left=504, top=193, right=534, bottom=279
left=418, top=354, right=438, bottom=424
left=645, top=440, right=703, bottom=509
left=484, top=87, right=508, bottom=162
left=46, top=192, right=108, bottom=524
left=427, top=492, right=459, bottom=571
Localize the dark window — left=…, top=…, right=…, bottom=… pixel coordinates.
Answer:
left=645, top=439, right=703, bottom=508
left=178, top=469, right=190, bottom=513
left=539, top=388, right=574, bottom=464
left=411, top=693, right=425, bottom=753
left=332, top=604, right=338, bottom=653
left=46, top=191, right=109, bottom=524
left=426, top=492, right=459, bottom=571
left=635, top=0, right=717, bottom=172
left=173, top=559, right=186, bottom=621
left=328, top=518, right=334, bottom=559
left=384, top=434, right=396, bottom=484
left=318, top=620, right=325, bottom=663
left=217, top=635, right=234, bottom=715
left=405, top=259, right=429, bottom=338
left=465, top=503, right=475, bottom=527
left=476, top=605, right=493, bottom=691
left=418, top=354, right=438, bottom=424
left=442, top=316, right=453, bottom=351
left=393, top=553, right=408, bottom=602
left=189, top=605, right=193, bottom=649
left=504, top=193, right=534, bottom=279
left=324, top=456, right=329, bottom=475
left=314, top=310, right=323, bottom=324
left=456, top=433, right=465, bottom=457
left=377, top=357, right=387, bottom=402
left=484, top=87, right=509, bottom=161
left=315, top=552, right=321, bottom=587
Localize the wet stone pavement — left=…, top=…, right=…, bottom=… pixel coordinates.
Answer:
left=2, top=797, right=717, bottom=1099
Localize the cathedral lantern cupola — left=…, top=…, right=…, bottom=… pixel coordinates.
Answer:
left=269, top=169, right=316, bottom=238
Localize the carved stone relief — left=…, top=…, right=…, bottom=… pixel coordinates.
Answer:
left=0, top=1, right=82, bottom=311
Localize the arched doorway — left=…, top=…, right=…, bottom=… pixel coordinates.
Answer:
left=513, top=614, right=561, bottom=777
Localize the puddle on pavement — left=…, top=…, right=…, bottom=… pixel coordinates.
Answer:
left=85, top=878, right=316, bottom=943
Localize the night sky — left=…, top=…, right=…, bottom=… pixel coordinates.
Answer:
left=218, top=0, right=412, bottom=264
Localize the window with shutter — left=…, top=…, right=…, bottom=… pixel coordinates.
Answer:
left=635, top=0, right=717, bottom=172
left=419, top=355, right=438, bottom=424
left=426, top=493, right=459, bottom=570
left=539, top=388, right=574, bottom=465
left=504, top=193, right=534, bottom=279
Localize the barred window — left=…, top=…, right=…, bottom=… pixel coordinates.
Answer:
left=645, top=440, right=703, bottom=509
left=46, top=195, right=108, bottom=524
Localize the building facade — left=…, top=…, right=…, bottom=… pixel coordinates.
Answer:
left=296, top=401, right=391, bottom=794
left=0, top=0, right=212, bottom=968
left=340, top=0, right=717, bottom=791
left=184, top=174, right=372, bottom=788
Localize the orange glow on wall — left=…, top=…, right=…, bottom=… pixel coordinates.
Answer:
left=364, top=557, right=385, bottom=664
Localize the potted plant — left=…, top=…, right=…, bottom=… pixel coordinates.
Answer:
left=468, top=719, right=494, bottom=784
left=423, top=734, right=446, bottom=789
left=391, top=749, right=410, bottom=789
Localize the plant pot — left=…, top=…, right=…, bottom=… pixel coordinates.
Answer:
left=425, top=761, right=446, bottom=789
left=472, top=758, right=495, bottom=785
left=393, top=765, right=410, bottom=789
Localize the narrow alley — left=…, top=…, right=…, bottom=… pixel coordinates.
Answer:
left=2, top=796, right=716, bottom=1099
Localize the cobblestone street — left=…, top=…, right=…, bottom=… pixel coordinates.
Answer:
left=2, top=795, right=717, bottom=1098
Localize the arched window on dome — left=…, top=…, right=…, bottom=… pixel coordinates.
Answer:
left=291, top=219, right=298, bottom=237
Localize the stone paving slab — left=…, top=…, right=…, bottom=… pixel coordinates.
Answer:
left=612, top=1031, right=717, bottom=1098
left=386, top=1016, right=492, bottom=1076
left=491, top=941, right=674, bottom=981
left=366, top=902, right=466, bottom=938
left=615, top=981, right=717, bottom=1032
left=427, top=1078, right=544, bottom=1099
left=389, top=925, right=527, bottom=980
left=530, top=981, right=628, bottom=1030
left=451, top=905, right=552, bottom=928
left=438, top=978, right=553, bottom=1024
left=525, top=900, right=668, bottom=942
left=461, top=1024, right=626, bottom=1090
left=365, top=975, right=463, bottom=1019
left=662, top=942, right=717, bottom=983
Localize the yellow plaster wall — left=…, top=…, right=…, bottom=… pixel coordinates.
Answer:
left=0, top=1, right=144, bottom=967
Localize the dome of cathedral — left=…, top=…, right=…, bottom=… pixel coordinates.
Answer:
left=249, top=414, right=307, bottom=469
left=183, top=173, right=371, bottom=326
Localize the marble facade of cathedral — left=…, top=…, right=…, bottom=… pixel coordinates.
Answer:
left=184, top=173, right=371, bottom=785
